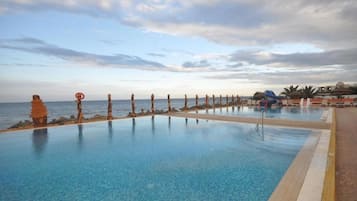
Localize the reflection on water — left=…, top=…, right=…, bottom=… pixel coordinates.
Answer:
left=168, top=116, right=171, bottom=130
left=151, top=116, right=155, bottom=135
left=78, top=124, right=83, bottom=149
left=185, top=117, right=188, bottom=127
left=131, top=118, right=136, bottom=142
left=32, top=128, right=48, bottom=158
left=108, top=121, right=113, bottom=142
left=252, top=106, right=284, bottom=114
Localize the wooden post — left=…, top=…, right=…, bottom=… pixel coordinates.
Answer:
left=195, top=94, right=199, bottom=109
left=184, top=94, right=188, bottom=111
left=219, top=95, right=222, bottom=111
left=231, top=94, right=235, bottom=111
left=77, top=100, right=82, bottom=123
left=237, top=95, right=240, bottom=106
left=131, top=93, right=136, bottom=117
left=151, top=94, right=155, bottom=114
left=167, top=94, right=171, bottom=112
left=107, top=93, right=113, bottom=120
left=212, top=95, right=215, bottom=108
left=31, top=95, right=48, bottom=127
left=205, top=94, right=209, bottom=108
left=226, top=95, right=229, bottom=107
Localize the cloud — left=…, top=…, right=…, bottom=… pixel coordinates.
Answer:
left=0, top=37, right=167, bottom=71
left=132, top=1, right=273, bottom=28
left=1, top=0, right=357, bottom=49
left=121, top=0, right=357, bottom=48
left=147, top=52, right=166, bottom=57
left=205, top=68, right=357, bottom=85
left=229, top=48, right=357, bottom=68
left=0, top=0, right=124, bottom=19
left=182, top=60, right=210, bottom=68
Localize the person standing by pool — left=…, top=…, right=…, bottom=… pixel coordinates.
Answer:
left=30, top=95, right=48, bottom=127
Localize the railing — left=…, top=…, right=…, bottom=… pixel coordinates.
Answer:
left=256, top=109, right=265, bottom=141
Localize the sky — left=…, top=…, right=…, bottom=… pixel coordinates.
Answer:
left=0, top=0, right=356, bottom=102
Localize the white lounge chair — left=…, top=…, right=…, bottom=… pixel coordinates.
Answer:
left=344, top=101, right=352, bottom=107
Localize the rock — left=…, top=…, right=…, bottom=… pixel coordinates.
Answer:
left=48, top=116, right=70, bottom=125
left=8, top=120, right=32, bottom=129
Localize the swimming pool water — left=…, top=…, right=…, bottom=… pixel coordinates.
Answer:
left=0, top=116, right=310, bottom=201
left=195, top=106, right=326, bottom=121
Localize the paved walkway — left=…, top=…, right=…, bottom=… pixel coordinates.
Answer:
left=336, top=108, right=357, bottom=201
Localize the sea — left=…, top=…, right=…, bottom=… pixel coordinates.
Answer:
left=0, top=98, right=211, bottom=130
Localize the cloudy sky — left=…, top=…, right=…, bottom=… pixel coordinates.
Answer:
left=0, top=0, right=356, bottom=102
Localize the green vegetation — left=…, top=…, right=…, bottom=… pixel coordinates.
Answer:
left=279, top=85, right=317, bottom=99
left=253, top=82, right=356, bottom=100
left=280, top=85, right=302, bottom=99
left=301, top=86, right=318, bottom=98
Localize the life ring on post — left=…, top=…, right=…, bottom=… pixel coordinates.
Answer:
left=75, top=92, right=85, bottom=100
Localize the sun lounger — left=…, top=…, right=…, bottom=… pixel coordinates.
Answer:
left=344, top=101, right=352, bottom=107
left=310, top=98, right=322, bottom=106
left=282, top=99, right=288, bottom=106
left=335, top=102, right=344, bottom=108
left=247, top=99, right=252, bottom=106
left=321, top=100, right=328, bottom=107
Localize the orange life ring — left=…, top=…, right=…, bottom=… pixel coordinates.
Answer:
left=75, top=92, right=85, bottom=100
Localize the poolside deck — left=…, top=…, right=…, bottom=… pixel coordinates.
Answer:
left=167, top=112, right=330, bottom=130
left=336, top=108, right=357, bottom=201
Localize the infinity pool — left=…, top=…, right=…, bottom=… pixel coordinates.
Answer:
left=0, top=116, right=310, bottom=201
left=195, top=106, right=326, bottom=121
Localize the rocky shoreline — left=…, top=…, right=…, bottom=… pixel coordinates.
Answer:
left=1, top=104, right=238, bottom=133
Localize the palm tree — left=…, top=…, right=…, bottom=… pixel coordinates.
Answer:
left=290, top=90, right=303, bottom=99
left=301, top=86, right=318, bottom=98
left=280, top=85, right=301, bottom=99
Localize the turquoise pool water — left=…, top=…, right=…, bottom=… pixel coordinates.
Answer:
left=195, top=106, right=326, bottom=121
left=0, top=116, right=310, bottom=201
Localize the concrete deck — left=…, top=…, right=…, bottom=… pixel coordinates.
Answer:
left=336, top=108, right=357, bottom=201
left=167, top=112, right=330, bottom=130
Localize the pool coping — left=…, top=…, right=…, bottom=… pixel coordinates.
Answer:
left=268, top=130, right=322, bottom=201
left=166, top=112, right=330, bottom=130
left=297, top=129, right=330, bottom=201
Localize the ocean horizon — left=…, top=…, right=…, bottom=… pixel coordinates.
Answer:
left=0, top=97, right=249, bottom=130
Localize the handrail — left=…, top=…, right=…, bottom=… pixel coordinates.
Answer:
left=321, top=108, right=336, bottom=201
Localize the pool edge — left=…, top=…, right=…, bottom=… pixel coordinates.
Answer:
left=268, top=130, right=322, bottom=201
